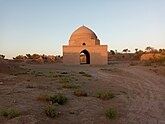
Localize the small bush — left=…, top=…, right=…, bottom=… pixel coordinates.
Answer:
left=49, top=93, right=67, bottom=105
left=79, top=71, right=92, bottom=77
left=0, top=107, right=20, bottom=118
left=46, top=72, right=58, bottom=78
left=26, top=84, right=35, bottom=88
left=74, top=89, right=87, bottom=97
left=96, top=91, right=114, bottom=100
left=79, top=71, right=86, bottom=74
left=62, top=83, right=78, bottom=89
left=37, top=92, right=50, bottom=102
left=45, top=106, right=59, bottom=118
left=31, top=71, right=43, bottom=77
left=58, top=76, right=72, bottom=83
left=82, top=73, right=92, bottom=77
left=105, top=108, right=118, bottom=119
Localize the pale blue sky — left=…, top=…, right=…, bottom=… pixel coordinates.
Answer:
left=0, top=0, right=165, bottom=59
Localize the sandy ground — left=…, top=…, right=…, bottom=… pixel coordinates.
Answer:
left=0, top=61, right=165, bottom=124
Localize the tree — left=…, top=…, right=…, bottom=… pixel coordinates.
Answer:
left=145, top=46, right=158, bottom=53
left=135, top=48, right=138, bottom=53
left=159, top=49, right=165, bottom=55
left=0, top=55, right=5, bottom=59
left=122, top=49, right=130, bottom=53
left=110, top=50, right=115, bottom=55
left=26, top=54, right=31, bottom=59
left=115, top=50, right=117, bottom=53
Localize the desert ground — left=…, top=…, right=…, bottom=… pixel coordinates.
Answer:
left=0, top=60, right=165, bottom=124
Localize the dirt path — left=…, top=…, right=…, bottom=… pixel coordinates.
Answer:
left=96, top=66, right=165, bottom=124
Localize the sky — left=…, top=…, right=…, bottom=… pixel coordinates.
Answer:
left=0, top=0, right=165, bottom=59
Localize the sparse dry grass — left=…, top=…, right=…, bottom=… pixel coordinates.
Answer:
left=79, top=71, right=92, bottom=77
left=62, top=83, right=78, bottom=89
left=37, top=92, right=50, bottom=102
left=0, top=107, right=20, bottom=118
left=96, top=90, right=115, bottom=100
left=74, top=89, right=87, bottom=97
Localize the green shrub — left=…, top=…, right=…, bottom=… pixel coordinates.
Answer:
left=45, top=106, right=59, bottom=118
left=96, top=91, right=114, bottom=100
left=0, top=107, right=20, bottom=118
left=49, top=93, right=67, bottom=105
left=105, top=108, right=118, bottom=119
left=62, top=83, right=78, bottom=89
left=74, top=89, right=87, bottom=97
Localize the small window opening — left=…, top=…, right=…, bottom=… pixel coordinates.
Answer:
left=82, top=43, right=86, bottom=45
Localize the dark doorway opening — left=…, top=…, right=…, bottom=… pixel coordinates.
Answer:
left=80, top=50, right=90, bottom=64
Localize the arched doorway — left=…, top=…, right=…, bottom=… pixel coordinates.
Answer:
left=80, top=50, right=90, bottom=64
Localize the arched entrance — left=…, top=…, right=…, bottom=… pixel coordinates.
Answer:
left=80, top=50, right=90, bottom=64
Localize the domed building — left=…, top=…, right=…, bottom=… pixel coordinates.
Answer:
left=63, top=26, right=108, bottom=65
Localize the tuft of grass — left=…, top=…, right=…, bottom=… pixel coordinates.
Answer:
left=37, top=92, right=50, bottom=102
left=105, top=108, right=118, bottom=119
left=45, top=106, right=59, bottom=118
left=58, top=76, right=72, bottom=83
left=79, top=71, right=92, bottom=77
left=82, top=73, right=92, bottom=77
left=74, top=89, right=87, bottom=97
left=26, top=84, right=35, bottom=88
left=31, top=71, right=43, bottom=77
left=96, top=91, right=115, bottom=100
left=0, top=107, right=20, bottom=118
left=49, top=93, right=67, bottom=105
left=61, top=72, right=68, bottom=74
left=46, top=72, right=58, bottom=78
left=62, top=83, right=78, bottom=89
left=79, top=71, right=86, bottom=74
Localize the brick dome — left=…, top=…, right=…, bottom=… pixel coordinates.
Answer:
left=70, top=26, right=97, bottom=40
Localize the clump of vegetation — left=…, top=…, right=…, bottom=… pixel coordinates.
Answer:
left=61, top=72, right=68, bottom=74
left=96, top=91, right=115, bottom=100
left=58, top=76, right=72, bottom=83
left=45, top=106, right=59, bottom=118
left=144, top=57, right=165, bottom=66
left=31, top=71, right=43, bottom=77
left=26, top=84, right=35, bottom=88
left=37, top=92, right=50, bottom=102
left=37, top=92, right=67, bottom=105
left=74, top=89, right=87, bottom=97
left=0, top=107, right=20, bottom=118
left=105, top=108, right=118, bottom=119
left=46, top=72, right=58, bottom=78
left=79, top=71, right=92, bottom=77
left=79, top=71, right=86, bottom=74
left=62, top=83, right=78, bottom=89
left=49, top=93, right=67, bottom=105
